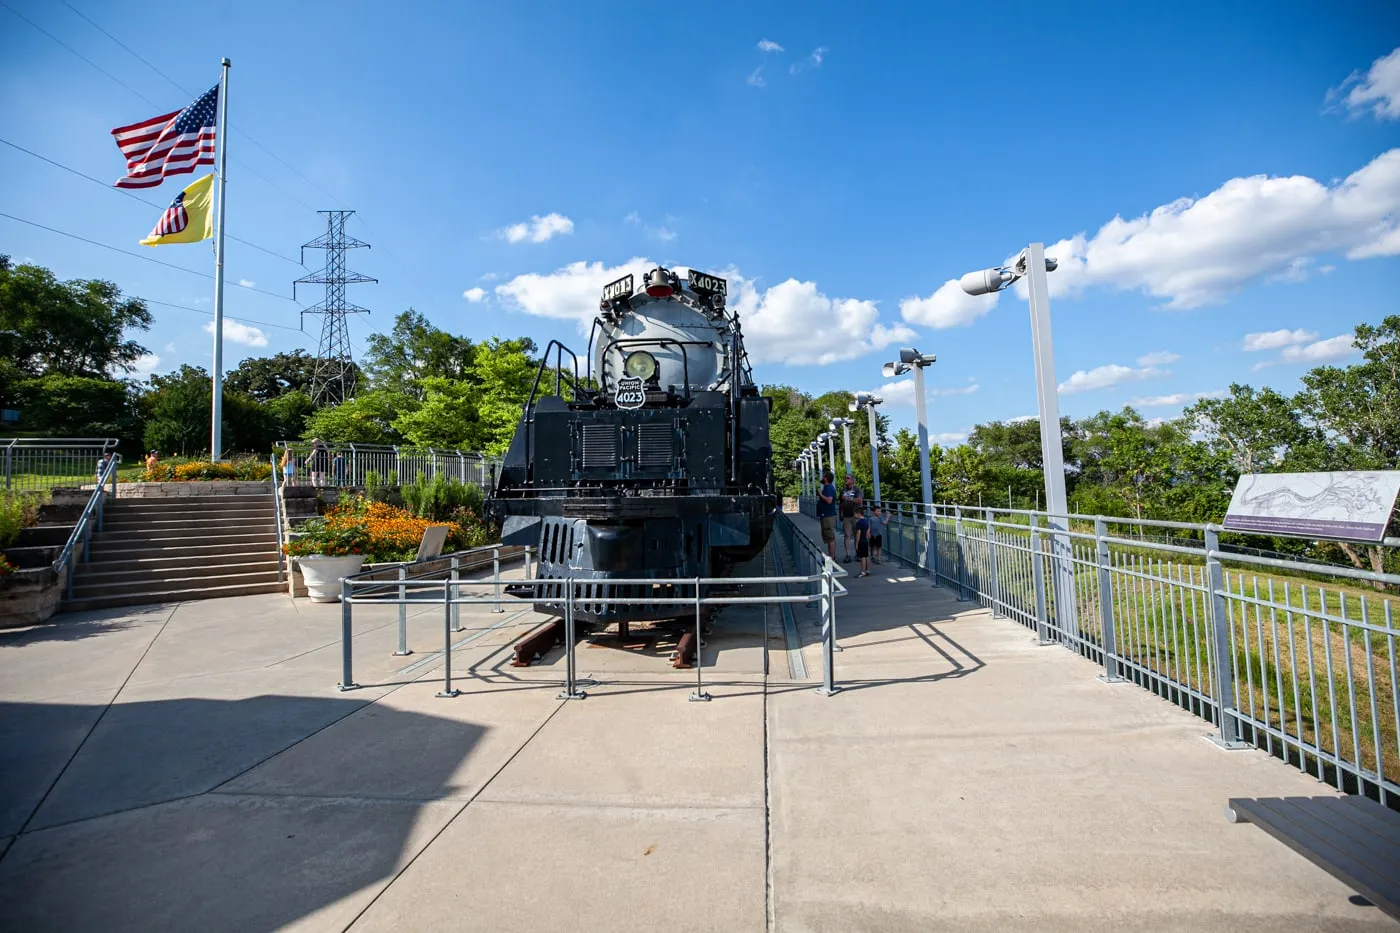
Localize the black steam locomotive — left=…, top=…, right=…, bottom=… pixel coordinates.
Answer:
left=485, top=265, right=776, bottom=624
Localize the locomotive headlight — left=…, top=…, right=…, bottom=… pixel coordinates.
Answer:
left=623, top=351, right=659, bottom=381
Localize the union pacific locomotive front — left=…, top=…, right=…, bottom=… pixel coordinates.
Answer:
left=485, top=266, right=776, bottom=624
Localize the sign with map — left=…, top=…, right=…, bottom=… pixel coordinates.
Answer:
left=1223, top=471, right=1400, bottom=542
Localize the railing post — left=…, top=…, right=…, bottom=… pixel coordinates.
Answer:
left=816, top=560, right=839, bottom=695
left=450, top=556, right=462, bottom=632
left=1030, top=515, right=1052, bottom=645
left=337, top=578, right=358, bottom=690
left=689, top=579, right=710, bottom=702
left=492, top=547, right=504, bottom=613
left=3, top=444, right=10, bottom=490
left=986, top=511, right=1001, bottom=617
left=954, top=506, right=969, bottom=601
left=928, top=510, right=940, bottom=587
left=394, top=565, right=411, bottom=656
left=437, top=578, right=460, bottom=698
left=1095, top=517, right=1123, bottom=682
left=1205, top=527, right=1244, bottom=747
left=557, top=579, right=586, bottom=700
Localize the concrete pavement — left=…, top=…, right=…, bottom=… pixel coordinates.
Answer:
left=0, top=524, right=1390, bottom=932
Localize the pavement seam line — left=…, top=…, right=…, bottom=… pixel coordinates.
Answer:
left=0, top=601, right=180, bottom=856
left=338, top=696, right=571, bottom=932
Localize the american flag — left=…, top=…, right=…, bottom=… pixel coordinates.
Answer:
left=111, top=85, right=218, bottom=189
left=147, top=189, right=190, bottom=239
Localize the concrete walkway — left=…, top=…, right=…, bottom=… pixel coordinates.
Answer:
left=0, top=523, right=1390, bottom=932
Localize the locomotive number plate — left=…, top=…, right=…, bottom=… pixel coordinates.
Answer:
left=615, top=376, right=646, bottom=409
left=603, top=274, right=634, bottom=302
left=687, top=269, right=727, bottom=296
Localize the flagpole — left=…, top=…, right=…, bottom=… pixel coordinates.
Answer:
left=210, top=57, right=230, bottom=461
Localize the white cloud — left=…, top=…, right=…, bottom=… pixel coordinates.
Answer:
left=1329, top=46, right=1400, bottom=120
left=237, top=278, right=255, bottom=288
left=932, top=431, right=967, bottom=445
left=904, top=149, right=1400, bottom=325
left=1242, top=328, right=1318, bottom=351
left=1278, top=334, right=1358, bottom=364
left=653, top=226, right=677, bottom=243
left=790, top=47, right=828, bottom=73
left=1136, top=350, right=1180, bottom=366
left=747, top=67, right=766, bottom=87
left=499, top=212, right=574, bottom=244
left=462, top=287, right=486, bottom=303
left=495, top=258, right=914, bottom=366
left=1130, top=390, right=1227, bottom=407
left=163, top=342, right=177, bottom=354
left=1006, top=415, right=1038, bottom=424
left=479, top=272, right=498, bottom=281
left=624, top=211, right=641, bottom=225
left=899, top=278, right=1000, bottom=329
left=1058, top=362, right=1165, bottom=395
left=204, top=319, right=268, bottom=348
left=757, top=39, right=784, bottom=52
left=128, top=353, right=161, bottom=376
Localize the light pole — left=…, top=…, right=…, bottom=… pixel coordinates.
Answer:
left=819, top=432, right=836, bottom=480
left=882, top=348, right=937, bottom=506
left=960, top=243, right=1078, bottom=640
left=849, top=392, right=883, bottom=503
left=811, top=440, right=823, bottom=480
left=829, top=418, right=854, bottom=477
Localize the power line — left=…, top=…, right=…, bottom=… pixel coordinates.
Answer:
left=139, top=296, right=304, bottom=333
left=0, top=1, right=164, bottom=110
left=0, top=210, right=297, bottom=301
left=0, top=137, right=305, bottom=266
left=58, top=0, right=191, bottom=97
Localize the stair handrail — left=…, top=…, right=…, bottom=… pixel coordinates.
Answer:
left=271, top=451, right=287, bottom=583
left=52, top=453, right=122, bottom=599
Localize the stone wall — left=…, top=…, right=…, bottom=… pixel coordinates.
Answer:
left=0, top=567, right=63, bottom=628
left=115, top=481, right=274, bottom=498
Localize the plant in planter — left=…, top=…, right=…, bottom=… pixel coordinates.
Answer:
left=283, top=518, right=371, bottom=602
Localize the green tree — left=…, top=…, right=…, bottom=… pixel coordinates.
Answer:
left=302, top=389, right=418, bottom=445
left=10, top=374, right=140, bottom=439
left=1185, top=384, right=1314, bottom=474
left=363, top=310, right=476, bottom=397
left=265, top=390, right=318, bottom=442
left=935, top=444, right=987, bottom=505
left=1297, top=315, right=1400, bottom=470
left=142, top=365, right=213, bottom=456
left=224, top=350, right=331, bottom=401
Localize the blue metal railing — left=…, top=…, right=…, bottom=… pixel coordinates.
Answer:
left=51, top=454, right=122, bottom=598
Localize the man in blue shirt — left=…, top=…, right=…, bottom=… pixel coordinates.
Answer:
left=816, top=470, right=838, bottom=560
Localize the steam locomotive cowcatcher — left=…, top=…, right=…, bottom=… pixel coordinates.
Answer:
left=485, top=266, right=777, bottom=624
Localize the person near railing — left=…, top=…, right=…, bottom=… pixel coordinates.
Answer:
left=95, top=452, right=114, bottom=486
left=332, top=450, right=345, bottom=487
left=145, top=449, right=159, bottom=473
left=817, top=469, right=838, bottom=560
left=308, top=439, right=329, bottom=487
left=280, top=447, right=297, bottom=488
left=854, top=508, right=872, bottom=577
left=839, top=473, right=864, bottom=563
left=868, top=506, right=885, bottom=565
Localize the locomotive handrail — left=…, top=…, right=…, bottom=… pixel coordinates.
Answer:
left=524, top=339, right=582, bottom=409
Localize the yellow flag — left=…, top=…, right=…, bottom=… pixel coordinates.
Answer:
left=140, top=174, right=213, bottom=246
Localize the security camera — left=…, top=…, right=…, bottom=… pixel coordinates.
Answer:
left=960, top=268, right=1009, bottom=297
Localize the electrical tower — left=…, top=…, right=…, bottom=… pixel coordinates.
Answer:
left=295, top=210, right=375, bottom=406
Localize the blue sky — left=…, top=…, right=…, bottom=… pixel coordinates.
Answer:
left=2, top=1, right=1398, bottom=442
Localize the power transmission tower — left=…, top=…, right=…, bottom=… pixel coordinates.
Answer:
left=295, top=210, right=375, bottom=406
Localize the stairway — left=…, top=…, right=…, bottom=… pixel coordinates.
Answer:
left=62, top=495, right=285, bottom=612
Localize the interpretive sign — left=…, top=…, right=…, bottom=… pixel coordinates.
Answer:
left=1223, top=471, right=1400, bottom=542
left=415, top=525, right=450, bottom=562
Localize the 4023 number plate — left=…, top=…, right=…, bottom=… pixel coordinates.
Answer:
left=686, top=269, right=727, bottom=295
left=615, top=376, right=646, bottom=409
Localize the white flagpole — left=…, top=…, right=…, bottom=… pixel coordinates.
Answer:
left=210, top=57, right=231, bottom=460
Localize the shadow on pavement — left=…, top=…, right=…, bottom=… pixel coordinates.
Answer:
left=0, top=694, right=482, bottom=933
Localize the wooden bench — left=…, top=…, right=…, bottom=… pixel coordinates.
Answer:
left=1226, top=795, right=1400, bottom=921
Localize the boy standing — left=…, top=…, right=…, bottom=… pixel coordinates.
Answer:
left=855, top=508, right=872, bottom=577
left=869, top=506, right=886, bottom=565
left=816, top=470, right=838, bottom=560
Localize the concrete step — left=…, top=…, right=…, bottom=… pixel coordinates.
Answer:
left=105, top=504, right=275, bottom=518
left=89, top=534, right=280, bottom=558
left=73, top=560, right=282, bottom=588
left=112, top=495, right=273, bottom=508
left=78, top=551, right=281, bottom=574
left=69, top=568, right=283, bottom=599
left=101, top=516, right=277, bottom=533
left=60, top=578, right=288, bottom=612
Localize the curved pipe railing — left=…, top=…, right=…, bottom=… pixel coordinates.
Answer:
left=51, top=453, right=122, bottom=598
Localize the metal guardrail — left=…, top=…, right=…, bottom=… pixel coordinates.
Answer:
left=51, top=453, right=122, bottom=598
left=800, top=494, right=1400, bottom=807
left=2, top=438, right=119, bottom=492
left=274, top=441, right=498, bottom=490
left=270, top=452, right=286, bottom=584
left=333, top=516, right=849, bottom=700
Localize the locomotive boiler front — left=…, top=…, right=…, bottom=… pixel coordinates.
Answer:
left=486, top=265, right=777, bottom=624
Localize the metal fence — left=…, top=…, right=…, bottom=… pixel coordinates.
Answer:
left=2, top=438, right=120, bottom=492
left=274, top=441, right=498, bottom=489
left=332, top=514, right=848, bottom=700
left=52, top=454, right=122, bottom=597
left=796, top=495, right=1400, bottom=808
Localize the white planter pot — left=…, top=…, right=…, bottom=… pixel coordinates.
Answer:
left=297, top=554, right=366, bottom=602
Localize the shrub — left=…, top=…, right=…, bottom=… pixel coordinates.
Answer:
left=402, top=472, right=483, bottom=522
left=0, top=554, right=14, bottom=575
left=0, top=492, right=44, bottom=548
left=283, top=517, right=370, bottom=559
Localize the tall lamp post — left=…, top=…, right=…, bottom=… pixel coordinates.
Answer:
left=829, top=418, right=854, bottom=477
left=960, top=243, right=1078, bottom=640
left=881, top=348, right=937, bottom=506
left=819, top=432, right=836, bottom=480
left=849, top=392, right=883, bottom=503
left=810, top=440, right=823, bottom=480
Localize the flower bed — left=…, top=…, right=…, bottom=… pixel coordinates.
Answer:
left=142, top=457, right=272, bottom=482
left=284, top=497, right=488, bottom=564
